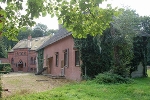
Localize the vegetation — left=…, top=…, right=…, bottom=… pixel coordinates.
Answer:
left=0, top=37, right=7, bottom=58
left=74, top=9, right=144, bottom=78
left=0, top=63, right=11, bottom=73
left=94, top=72, right=133, bottom=84
left=3, top=70, right=150, bottom=100
left=0, top=0, right=118, bottom=39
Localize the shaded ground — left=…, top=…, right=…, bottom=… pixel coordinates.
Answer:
left=1, top=72, right=71, bottom=98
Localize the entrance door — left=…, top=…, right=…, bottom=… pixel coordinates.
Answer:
left=18, top=64, right=23, bottom=71
left=18, top=60, right=23, bottom=71
left=47, top=57, right=53, bottom=74
left=61, top=60, right=65, bottom=76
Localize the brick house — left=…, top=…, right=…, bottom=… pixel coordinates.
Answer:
left=8, top=36, right=50, bottom=72
left=37, top=26, right=82, bottom=81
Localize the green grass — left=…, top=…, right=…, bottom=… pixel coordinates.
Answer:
left=4, top=70, right=150, bottom=100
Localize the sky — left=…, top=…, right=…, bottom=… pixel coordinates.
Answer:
left=35, top=0, right=150, bottom=29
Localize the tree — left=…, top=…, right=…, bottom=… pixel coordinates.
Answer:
left=17, top=27, right=32, bottom=40
left=46, top=29, right=58, bottom=36
left=0, top=37, right=6, bottom=58
left=0, top=0, right=117, bottom=39
left=140, top=16, right=150, bottom=34
left=34, top=23, right=48, bottom=34
left=74, top=29, right=113, bottom=78
left=32, top=28, right=44, bottom=38
left=110, top=9, right=141, bottom=77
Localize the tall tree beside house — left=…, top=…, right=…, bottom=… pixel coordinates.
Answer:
left=74, top=31, right=113, bottom=78
left=37, top=49, right=44, bottom=72
left=110, top=9, right=141, bottom=77
left=75, top=9, right=142, bottom=78
left=142, top=17, right=150, bottom=66
left=129, top=16, right=150, bottom=77
left=76, top=35, right=102, bottom=78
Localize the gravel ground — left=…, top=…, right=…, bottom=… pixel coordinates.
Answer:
left=1, top=72, right=71, bottom=97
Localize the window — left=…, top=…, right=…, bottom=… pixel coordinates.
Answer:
left=64, top=49, right=69, bottom=67
left=55, top=52, right=59, bottom=67
left=30, top=57, right=33, bottom=64
left=75, top=51, right=80, bottom=66
left=11, top=58, right=14, bottom=64
left=33, top=57, right=36, bottom=64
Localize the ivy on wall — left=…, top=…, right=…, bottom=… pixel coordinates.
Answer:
left=74, top=29, right=113, bottom=78
left=37, top=49, right=44, bottom=72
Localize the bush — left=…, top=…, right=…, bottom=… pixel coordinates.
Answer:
left=0, top=63, right=11, bottom=72
left=94, top=72, right=133, bottom=84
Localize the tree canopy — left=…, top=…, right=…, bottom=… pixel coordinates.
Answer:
left=0, top=0, right=118, bottom=39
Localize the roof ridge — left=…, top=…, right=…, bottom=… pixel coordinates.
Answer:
left=36, top=27, right=72, bottom=51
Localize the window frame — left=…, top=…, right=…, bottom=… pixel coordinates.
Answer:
left=30, top=57, right=33, bottom=64
left=55, top=52, right=59, bottom=67
left=11, top=58, right=14, bottom=64
left=64, top=49, right=69, bottom=67
left=75, top=50, right=80, bottom=66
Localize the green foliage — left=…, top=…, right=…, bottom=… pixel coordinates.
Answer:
left=3, top=65, right=11, bottom=72
left=0, top=37, right=7, bottom=58
left=140, top=16, right=150, bottom=34
left=0, top=0, right=118, bottom=39
left=75, top=35, right=105, bottom=78
left=74, top=29, right=113, bottom=79
left=110, top=9, right=141, bottom=77
left=56, top=0, right=118, bottom=38
left=98, top=28, right=113, bottom=72
left=94, top=72, right=133, bottom=84
left=37, top=49, right=44, bottom=71
left=0, top=63, right=11, bottom=71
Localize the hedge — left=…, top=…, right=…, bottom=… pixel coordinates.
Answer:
left=0, top=63, right=11, bottom=72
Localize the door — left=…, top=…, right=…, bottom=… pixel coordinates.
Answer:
left=18, top=60, right=23, bottom=71
left=47, top=57, right=53, bottom=74
left=18, top=63, right=23, bottom=71
left=61, top=60, right=65, bottom=76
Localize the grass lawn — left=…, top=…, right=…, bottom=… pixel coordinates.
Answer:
left=4, top=70, right=150, bottom=100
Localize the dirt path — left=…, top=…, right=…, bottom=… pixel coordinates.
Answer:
left=1, top=72, right=71, bottom=97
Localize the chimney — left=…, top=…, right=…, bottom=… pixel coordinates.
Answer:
left=28, top=35, right=32, bottom=40
left=28, top=35, right=32, bottom=48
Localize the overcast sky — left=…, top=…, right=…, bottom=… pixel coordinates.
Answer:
left=35, top=0, right=150, bottom=29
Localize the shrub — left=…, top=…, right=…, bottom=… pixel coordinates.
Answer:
left=94, top=72, right=133, bottom=84
left=3, top=65, right=11, bottom=72
left=0, top=63, right=11, bottom=72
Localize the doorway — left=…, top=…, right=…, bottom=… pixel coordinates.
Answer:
left=18, top=60, right=23, bottom=71
left=47, top=57, right=53, bottom=74
left=61, top=60, right=65, bottom=76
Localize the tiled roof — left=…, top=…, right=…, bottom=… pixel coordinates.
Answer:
left=37, top=27, right=72, bottom=51
left=9, top=36, right=50, bottom=52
